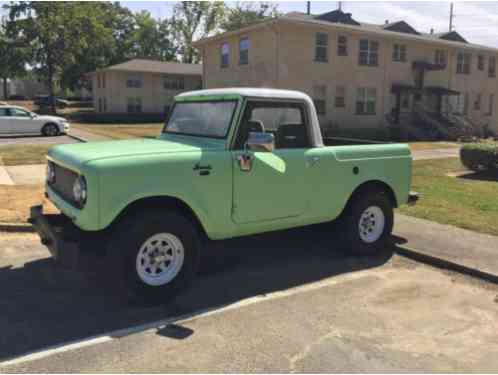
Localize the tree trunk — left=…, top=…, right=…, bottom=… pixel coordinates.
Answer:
left=2, top=77, right=7, bottom=100
left=47, top=62, right=56, bottom=114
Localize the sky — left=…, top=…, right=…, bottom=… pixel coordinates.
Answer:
left=2, top=1, right=498, bottom=48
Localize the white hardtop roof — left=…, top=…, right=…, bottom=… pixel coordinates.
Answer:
left=178, top=88, right=312, bottom=100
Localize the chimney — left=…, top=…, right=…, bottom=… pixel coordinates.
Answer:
left=385, top=20, right=389, bottom=25
left=430, top=28, right=434, bottom=34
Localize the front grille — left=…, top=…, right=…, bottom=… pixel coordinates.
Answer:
left=50, top=163, right=78, bottom=205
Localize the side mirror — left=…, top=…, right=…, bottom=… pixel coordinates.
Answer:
left=246, top=132, right=275, bottom=152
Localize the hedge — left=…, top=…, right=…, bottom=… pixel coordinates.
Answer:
left=73, top=112, right=166, bottom=124
left=460, top=142, right=498, bottom=172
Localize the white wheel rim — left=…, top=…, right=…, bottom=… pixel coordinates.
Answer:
left=358, top=206, right=385, bottom=243
left=136, top=233, right=185, bottom=286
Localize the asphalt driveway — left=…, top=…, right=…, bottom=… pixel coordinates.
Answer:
left=1, top=222, right=497, bottom=372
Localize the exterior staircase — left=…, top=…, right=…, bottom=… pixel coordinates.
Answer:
left=386, top=103, right=476, bottom=141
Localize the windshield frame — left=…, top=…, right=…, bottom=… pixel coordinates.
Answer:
left=162, top=99, right=239, bottom=140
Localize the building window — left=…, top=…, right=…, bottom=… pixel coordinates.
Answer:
left=401, top=93, right=410, bottom=109
left=163, top=76, right=185, bottom=90
left=97, top=75, right=101, bottom=89
left=126, top=74, right=142, bottom=88
left=239, top=37, right=249, bottom=65
left=98, top=98, right=102, bottom=112
left=359, top=39, right=379, bottom=67
left=220, top=42, right=229, bottom=68
left=315, top=32, right=328, bottom=62
left=474, top=93, right=481, bottom=111
left=127, top=97, right=142, bottom=113
left=335, top=86, right=346, bottom=108
left=337, top=35, right=347, bottom=56
left=102, top=73, right=106, bottom=89
left=313, top=99, right=326, bottom=115
left=478, top=55, right=485, bottom=71
left=456, top=52, right=471, bottom=75
left=356, top=88, right=377, bottom=115
left=392, top=44, right=407, bottom=62
left=488, top=56, right=496, bottom=77
left=435, top=50, right=446, bottom=66
left=488, top=94, right=494, bottom=115
left=103, top=97, right=107, bottom=112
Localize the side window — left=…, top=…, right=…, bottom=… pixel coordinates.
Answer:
left=0, top=108, right=9, bottom=117
left=235, top=101, right=309, bottom=150
left=10, top=108, right=30, bottom=117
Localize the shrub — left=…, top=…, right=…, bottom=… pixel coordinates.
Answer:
left=73, top=112, right=166, bottom=124
left=460, top=142, right=498, bottom=172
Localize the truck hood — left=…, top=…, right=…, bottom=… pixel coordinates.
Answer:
left=48, top=135, right=225, bottom=168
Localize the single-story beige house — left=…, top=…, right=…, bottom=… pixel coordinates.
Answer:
left=88, top=59, right=203, bottom=114
left=194, top=9, right=498, bottom=136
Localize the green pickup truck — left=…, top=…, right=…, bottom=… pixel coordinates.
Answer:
left=30, top=88, right=418, bottom=303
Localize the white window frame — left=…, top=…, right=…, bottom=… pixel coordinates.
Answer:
left=359, top=39, right=379, bottom=67
left=356, top=87, right=377, bottom=115
left=392, top=44, right=407, bottom=62
left=457, top=52, right=471, bottom=75
left=220, top=42, right=229, bottom=68
left=315, top=32, right=328, bottom=62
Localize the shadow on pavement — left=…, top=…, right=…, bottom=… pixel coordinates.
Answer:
left=0, top=223, right=392, bottom=360
left=457, top=171, right=498, bottom=182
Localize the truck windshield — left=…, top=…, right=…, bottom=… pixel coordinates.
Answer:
left=164, top=100, right=237, bottom=138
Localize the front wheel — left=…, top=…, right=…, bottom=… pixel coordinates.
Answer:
left=341, top=190, right=394, bottom=256
left=110, top=211, right=200, bottom=304
left=42, top=123, right=60, bottom=137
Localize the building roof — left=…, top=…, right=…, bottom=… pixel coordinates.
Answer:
left=178, top=87, right=312, bottom=100
left=194, top=10, right=498, bottom=53
left=90, top=59, right=202, bottom=76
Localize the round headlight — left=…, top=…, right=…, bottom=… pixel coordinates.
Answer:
left=72, top=176, right=87, bottom=206
left=46, top=162, right=55, bottom=184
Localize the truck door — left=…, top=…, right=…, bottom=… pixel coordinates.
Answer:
left=232, top=100, right=311, bottom=224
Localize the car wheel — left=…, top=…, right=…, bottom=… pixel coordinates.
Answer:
left=110, top=210, right=200, bottom=304
left=341, top=190, right=394, bottom=256
left=42, top=123, right=60, bottom=137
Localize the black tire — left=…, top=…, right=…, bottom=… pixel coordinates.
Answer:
left=341, top=189, right=394, bottom=256
left=109, top=210, right=201, bottom=304
left=42, top=123, right=60, bottom=137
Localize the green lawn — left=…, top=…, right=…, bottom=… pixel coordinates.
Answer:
left=73, top=123, right=163, bottom=140
left=399, top=158, right=498, bottom=236
left=0, top=145, right=52, bottom=166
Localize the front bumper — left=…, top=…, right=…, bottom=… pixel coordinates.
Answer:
left=28, top=205, right=104, bottom=268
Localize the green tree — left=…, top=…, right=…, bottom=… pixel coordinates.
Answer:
left=220, top=2, right=280, bottom=32
left=6, top=2, right=116, bottom=110
left=172, top=1, right=225, bottom=63
left=129, top=11, right=177, bottom=61
left=0, top=17, right=30, bottom=99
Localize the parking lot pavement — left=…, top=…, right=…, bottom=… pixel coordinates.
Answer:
left=0, top=135, right=77, bottom=146
left=1, top=226, right=498, bottom=372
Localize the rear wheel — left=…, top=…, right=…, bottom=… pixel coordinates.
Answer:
left=341, top=190, right=394, bottom=256
left=42, top=123, right=59, bottom=137
left=109, top=210, right=200, bottom=304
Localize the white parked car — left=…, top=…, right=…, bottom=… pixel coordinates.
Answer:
left=0, top=105, right=70, bottom=136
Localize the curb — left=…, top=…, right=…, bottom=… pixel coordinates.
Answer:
left=66, top=133, right=87, bottom=143
left=0, top=222, right=35, bottom=233
left=394, top=245, right=498, bottom=285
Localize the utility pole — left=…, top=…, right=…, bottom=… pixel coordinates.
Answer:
left=449, top=3, right=455, bottom=31
left=307, top=1, right=310, bottom=15
left=338, top=1, right=342, bottom=10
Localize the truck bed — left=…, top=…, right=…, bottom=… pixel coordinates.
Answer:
left=323, top=137, right=387, bottom=147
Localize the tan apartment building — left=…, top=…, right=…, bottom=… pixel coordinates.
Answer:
left=195, top=10, right=498, bottom=136
left=89, top=59, right=202, bottom=114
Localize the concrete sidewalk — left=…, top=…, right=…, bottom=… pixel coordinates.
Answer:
left=394, top=214, right=498, bottom=279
